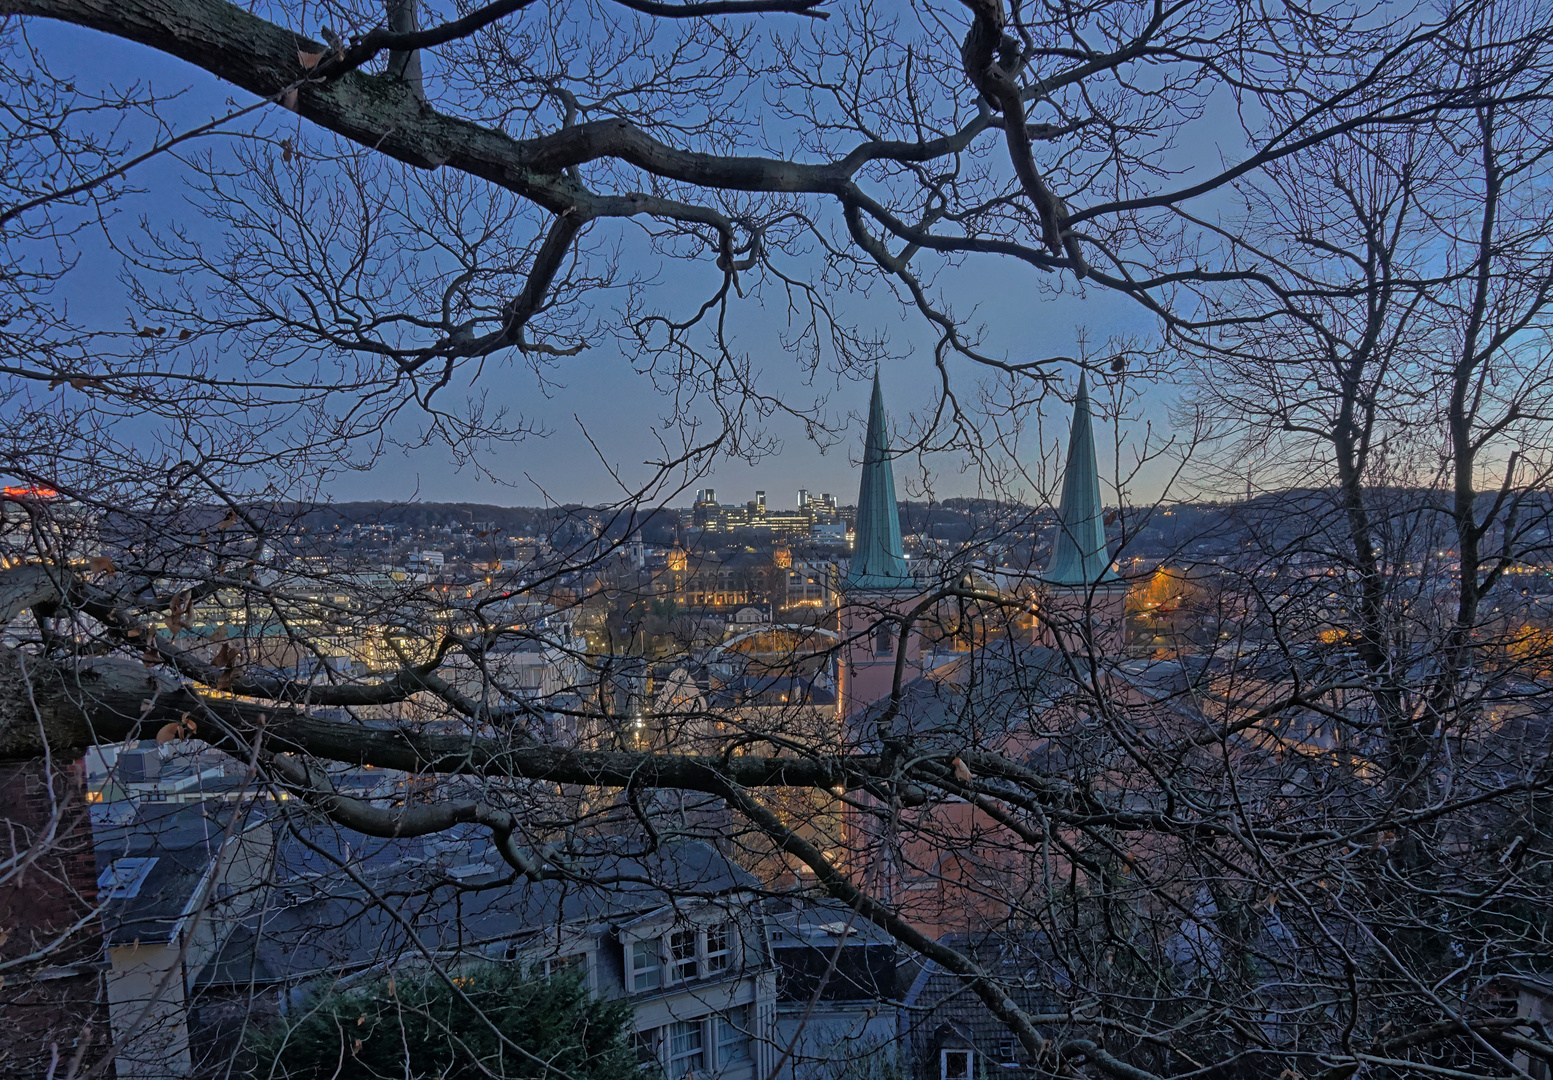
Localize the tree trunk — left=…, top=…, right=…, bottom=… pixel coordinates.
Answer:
left=385, top=0, right=423, bottom=101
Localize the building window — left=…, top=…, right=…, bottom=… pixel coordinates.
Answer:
left=997, top=1039, right=1019, bottom=1066
left=669, top=1020, right=706, bottom=1076
left=670, top=928, right=699, bottom=982
left=942, top=1050, right=974, bottom=1080
left=717, top=1006, right=751, bottom=1065
left=546, top=952, right=589, bottom=985
left=632, top=939, right=661, bottom=991
left=704, top=924, right=731, bottom=974
left=632, top=1027, right=661, bottom=1070
left=874, top=626, right=895, bottom=656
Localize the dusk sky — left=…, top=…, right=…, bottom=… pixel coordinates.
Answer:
left=42, top=13, right=1187, bottom=510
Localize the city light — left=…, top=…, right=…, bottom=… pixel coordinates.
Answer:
left=2, top=484, right=60, bottom=499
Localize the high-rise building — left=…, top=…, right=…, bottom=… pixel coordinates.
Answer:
left=690, top=487, right=832, bottom=536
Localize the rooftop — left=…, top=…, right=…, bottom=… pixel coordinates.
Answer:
left=844, top=373, right=912, bottom=592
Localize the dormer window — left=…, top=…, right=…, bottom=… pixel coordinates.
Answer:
left=631, top=922, right=737, bottom=991
left=670, top=929, right=699, bottom=982
left=704, top=924, right=731, bottom=974
left=942, top=1049, right=974, bottom=1080
left=632, top=939, right=662, bottom=990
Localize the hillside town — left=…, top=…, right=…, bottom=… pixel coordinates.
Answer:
left=8, top=374, right=1553, bottom=1078
left=4, top=2, right=1553, bottom=1079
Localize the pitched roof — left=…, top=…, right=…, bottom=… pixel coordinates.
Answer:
left=846, top=639, right=1075, bottom=751
left=198, top=836, right=759, bottom=987
left=1046, top=372, right=1118, bottom=586
left=93, top=801, right=263, bottom=947
left=844, top=373, right=912, bottom=591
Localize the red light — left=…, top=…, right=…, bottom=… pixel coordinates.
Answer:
left=2, top=485, right=59, bottom=500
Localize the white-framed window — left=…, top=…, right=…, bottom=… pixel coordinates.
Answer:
left=669, top=928, right=699, bottom=982
left=633, top=921, right=739, bottom=991
left=668, top=1019, right=706, bottom=1077
left=632, top=1027, right=661, bottom=1071
left=717, top=1006, right=751, bottom=1066
left=996, top=1039, right=1019, bottom=1067
left=942, top=1049, right=974, bottom=1080
left=704, top=924, right=732, bottom=974
left=545, top=952, right=590, bottom=985
left=632, top=939, right=662, bottom=991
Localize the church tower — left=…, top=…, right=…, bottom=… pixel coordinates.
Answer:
left=838, top=374, right=921, bottom=717
left=1040, top=372, right=1128, bottom=655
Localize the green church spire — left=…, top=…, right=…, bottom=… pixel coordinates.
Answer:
left=845, top=372, right=912, bottom=591
left=1046, top=372, right=1119, bottom=586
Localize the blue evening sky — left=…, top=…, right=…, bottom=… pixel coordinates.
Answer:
left=26, top=11, right=1213, bottom=511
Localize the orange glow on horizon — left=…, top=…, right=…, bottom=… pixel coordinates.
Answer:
left=2, top=485, right=60, bottom=500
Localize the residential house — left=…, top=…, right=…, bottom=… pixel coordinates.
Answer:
left=898, top=941, right=1060, bottom=1080
left=766, top=898, right=902, bottom=1080
left=192, top=831, right=779, bottom=1080
left=93, top=801, right=274, bottom=1079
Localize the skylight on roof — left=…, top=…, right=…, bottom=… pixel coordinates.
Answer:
left=98, top=857, right=158, bottom=899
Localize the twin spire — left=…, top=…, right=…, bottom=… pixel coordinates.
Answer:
left=1045, top=372, right=1118, bottom=586
left=844, top=371, right=1114, bottom=593
left=845, top=372, right=913, bottom=591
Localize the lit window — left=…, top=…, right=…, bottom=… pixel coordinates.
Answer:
left=670, top=929, right=698, bottom=982
left=632, top=940, right=662, bottom=991
left=717, top=1006, right=751, bottom=1065
left=942, top=1050, right=973, bottom=1080
left=704, top=925, right=731, bottom=974
left=669, top=1020, right=705, bottom=1076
